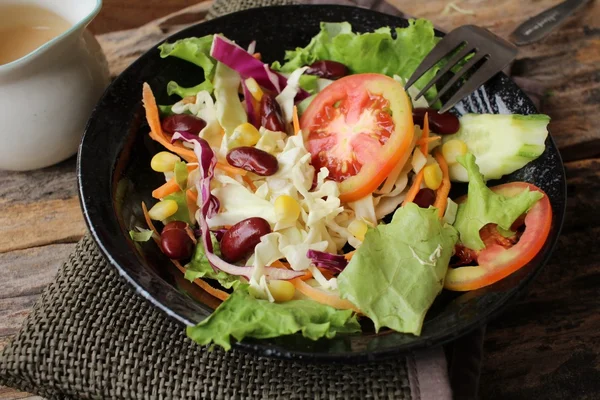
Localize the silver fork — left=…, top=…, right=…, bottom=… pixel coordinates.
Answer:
left=405, top=0, right=591, bottom=114
left=404, top=25, right=518, bottom=114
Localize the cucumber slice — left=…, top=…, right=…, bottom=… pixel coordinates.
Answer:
left=443, top=114, right=550, bottom=181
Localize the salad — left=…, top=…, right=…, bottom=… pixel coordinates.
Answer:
left=131, top=19, right=553, bottom=350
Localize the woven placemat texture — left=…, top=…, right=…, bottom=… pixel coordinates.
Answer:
left=0, top=235, right=414, bottom=400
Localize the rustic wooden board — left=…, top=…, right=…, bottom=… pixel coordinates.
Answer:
left=1, top=244, right=74, bottom=299
left=89, top=0, right=204, bottom=34
left=481, top=157, right=600, bottom=399
left=1, top=0, right=599, bottom=399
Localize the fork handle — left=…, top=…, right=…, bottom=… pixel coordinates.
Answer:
left=510, top=0, right=591, bottom=46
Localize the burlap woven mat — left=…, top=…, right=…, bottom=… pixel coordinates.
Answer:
left=1, top=236, right=429, bottom=399
left=0, top=1, right=484, bottom=399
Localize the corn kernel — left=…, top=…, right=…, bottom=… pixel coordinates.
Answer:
left=231, top=123, right=261, bottom=147
left=274, top=195, right=301, bottom=224
left=268, top=280, right=296, bottom=302
left=442, top=139, right=468, bottom=165
left=151, top=152, right=181, bottom=172
left=423, top=163, right=443, bottom=190
left=148, top=199, right=178, bottom=221
left=348, top=219, right=368, bottom=241
left=245, top=77, right=264, bottom=101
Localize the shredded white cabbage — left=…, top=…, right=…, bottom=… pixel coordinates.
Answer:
left=214, top=135, right=342, bottom=294
left=374, top=167, right=410, bottom=220
left=206, top=72, right=427, bottom=301
left=255, top=127, right=287, bottom=155
left=443, top=198, right=459, bottom=225
left=206, top=176, right=277, bottom=227
left=276, top=66, right=309, bottom=124
left=393, top=75, right=429, bottom=108
left=348, top=195, right=377, bottom=227
left=248, top=275, right=274, bottom=302
left=171, top=91, right=223, bottom=149
left=412, top=147, right=428, bottom=173
left=214, top=62, right=247, bottom=156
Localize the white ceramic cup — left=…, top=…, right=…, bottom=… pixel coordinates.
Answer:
left=0, top=0, right=110, bottom=171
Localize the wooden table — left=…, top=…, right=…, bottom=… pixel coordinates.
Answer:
left=1, top=0, right=599, bottom=398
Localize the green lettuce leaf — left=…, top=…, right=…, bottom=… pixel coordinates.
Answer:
left=186, top=286, right=361, bottom=350
left=163, top=191, right=192, bottom=225
left=184, top=235, right=240, bottom=289
left=338, top=203, right=458, bottom=335
left=273, top=20, right=441, bottom=101
left=298, top=74, right=319, bottom=94
left=158, top=104, right=175, bottom=116
left=129, top=228, right=154, bottom=242
left=159, top=35, right=215, bottom=82
left=453, top=153, right=544, bottom=250
left=174, top=161, right=188, bottom=191
left=167, top=80, right=213, bottom=98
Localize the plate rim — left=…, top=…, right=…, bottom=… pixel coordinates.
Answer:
left=77, top=4, right=567, bottom=362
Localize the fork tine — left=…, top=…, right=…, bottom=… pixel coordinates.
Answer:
left=413, top=45, right=475, bottom=101
left=405, top=39, right=466, bottom=90
left=439, top=61, right=499, bottom=113
left=425, top=51, right=487, bottom=107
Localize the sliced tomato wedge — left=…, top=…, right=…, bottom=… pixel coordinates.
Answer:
left=300, top=73, right=414, bottom=203
left=444, top=182, right=552, bottom=291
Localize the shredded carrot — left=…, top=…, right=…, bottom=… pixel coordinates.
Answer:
left=171, top=260, right=229, bottom=301
left=186, top=189, right=198, bottom=204
left=292, top=278, right=361, bottom=313
left=293, top=105, right=300, bottom=135
left=242, top=175, right=257, bottom=191
left=216, top=161, right=248, bottom=176
left=344, top=250, right=356, bottom=261
left=402, top=169, right=425, bottom=206
left=152, top=178, right=180, bottom=199
left=416, top=136, right=440, bottom=146
left=194, top=278, right=230, bottom=301
left=252, top=52, right=261, bottom=60
left=433, top=150, right=451, bottom=218
left=142, top=83, right=198, bottom=162
left=271, top=260, right=288, bottom=269
left=420, top=112, right=430, bottom=156
left=272, top=260, right=313, bottom=281
left=186, top=189, right=199, bottom=223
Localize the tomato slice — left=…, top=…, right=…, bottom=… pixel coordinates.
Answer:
left=300, top=73, right=414, bottom=203
left=444, top=182, right=552, bottom=291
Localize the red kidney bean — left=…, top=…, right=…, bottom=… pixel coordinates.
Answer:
left=305, top=60, right=349, bottom=80
left=161, top=221, right=194, bottom=260
left=226, top=146, right=279, bottom=176
left=412, top=108, right=460, bottom=135
left=161, top=114, right=206, bottom=135
left=220, top=217, right=272, bottom=263
left=260, top=93, right=286, bottom=132
left=413, top=188, right=436, bottom=209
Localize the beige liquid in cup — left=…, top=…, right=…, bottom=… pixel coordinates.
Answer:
left=0, top=4, right=71, bottom=66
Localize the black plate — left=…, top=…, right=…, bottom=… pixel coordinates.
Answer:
left=78, top=5, right=566, bottom=362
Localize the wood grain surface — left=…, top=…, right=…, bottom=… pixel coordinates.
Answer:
left=1, top=0, right=599, bottom=399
